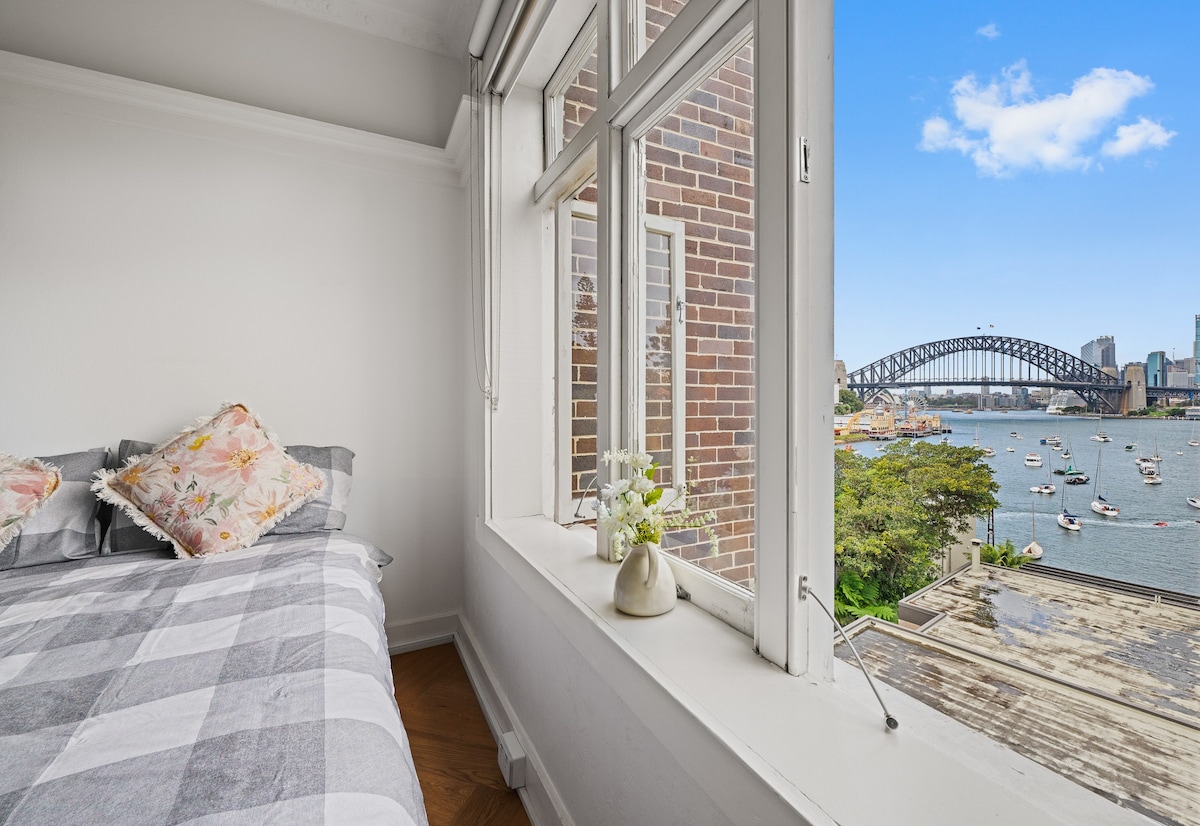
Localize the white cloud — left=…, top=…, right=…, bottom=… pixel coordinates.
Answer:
left=1101, top=116, right=1176, bottom=157
left=919, top=60, right=1173, bottom=176
left=977, top=23, right=1000, bottom=40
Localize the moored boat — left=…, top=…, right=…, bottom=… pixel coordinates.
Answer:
left=1057, top=510, right=1082, bottom=531
left=1090, top=450, right=1118, bottom=516
left=1024, top=453, right=1043, bottom=467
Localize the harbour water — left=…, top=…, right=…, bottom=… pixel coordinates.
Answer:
left=849, top=410, right=1200, bottom=596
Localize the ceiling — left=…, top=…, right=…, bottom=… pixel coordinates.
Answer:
left=249, top=0, right=485, bottom=58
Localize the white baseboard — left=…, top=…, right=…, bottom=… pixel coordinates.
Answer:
left=384, top=613, right=459, bottom=654
left=386, top=612, right=573, bottom=826
left=455, top=618, right=574, bottom=826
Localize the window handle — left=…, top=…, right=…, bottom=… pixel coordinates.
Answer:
left=676, top=297, right=686, bottom=325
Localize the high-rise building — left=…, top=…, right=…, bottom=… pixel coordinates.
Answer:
left=1146, top=351, right=1167, bottom=387
left=1194, top=315, right=1199, bottom=386
left=1081, top=335, right=1116, bottom=369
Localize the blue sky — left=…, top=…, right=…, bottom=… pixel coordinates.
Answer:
left=834, top=2, right=1200, bottom=375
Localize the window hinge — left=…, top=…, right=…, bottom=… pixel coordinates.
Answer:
left=676, top=584, right=691, bottom=601
left=798, top=136, right=810, bottom=184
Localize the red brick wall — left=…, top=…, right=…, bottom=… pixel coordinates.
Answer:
left=644, top=42, right=756, bottom=587
left=557, top=6, right=756, bottom=589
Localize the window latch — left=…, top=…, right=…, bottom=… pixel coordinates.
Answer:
left=675, top=297, right=686, bottom=324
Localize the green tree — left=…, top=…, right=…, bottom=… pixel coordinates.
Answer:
left=834, top=389, right=864, bottom=416
left=834, top=442, right=999, bottom=620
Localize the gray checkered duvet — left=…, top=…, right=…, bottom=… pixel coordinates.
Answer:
left=0, top=532, right=428, bottom=825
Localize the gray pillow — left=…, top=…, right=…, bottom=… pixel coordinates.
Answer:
left=0, top=448, right=107, bottom=569
left=266, top=445, right=354, bottom=534
left=99, top=440, right=174, bottom=555
left=101, top=441, right=353, bottom=554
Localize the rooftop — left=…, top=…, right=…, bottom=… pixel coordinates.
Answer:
left=840, top=565, right=1200, bottom=826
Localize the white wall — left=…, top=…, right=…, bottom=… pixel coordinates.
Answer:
left=0, top=53, right=467, bottom=631
left=0, top=0, right=465, bottom=146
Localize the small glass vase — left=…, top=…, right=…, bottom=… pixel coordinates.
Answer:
left=613, top=541, right=677, bottom=616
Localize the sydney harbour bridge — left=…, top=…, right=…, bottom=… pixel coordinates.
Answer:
left=846, top=335, right=1198, bottom=414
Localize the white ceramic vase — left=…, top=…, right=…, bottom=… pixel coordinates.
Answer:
left=613, top=542, right=676, bottom=616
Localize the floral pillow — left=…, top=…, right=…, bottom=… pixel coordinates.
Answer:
left=93, top=404, right=325, bottom=558
left=0, top=455, right=62, bottom=552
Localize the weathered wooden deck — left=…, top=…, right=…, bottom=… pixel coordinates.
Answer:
left=839, top=566, right=1200, bottom=825
left=909, top=566, right=1200, bottom=722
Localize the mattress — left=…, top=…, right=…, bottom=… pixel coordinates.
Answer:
left=0, top=532, right=427, bottom=825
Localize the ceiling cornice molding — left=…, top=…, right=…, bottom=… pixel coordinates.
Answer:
left=246, top=0, right=481, bottom=58
left=0, top=50, right=468, bottom=187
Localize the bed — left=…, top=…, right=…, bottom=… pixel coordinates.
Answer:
left=0, top=531, right=428, bottom=825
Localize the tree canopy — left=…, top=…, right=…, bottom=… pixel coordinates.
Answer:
left=834, top=389, right=864, bottom=415
left=834, top=441, right=999, bottom=623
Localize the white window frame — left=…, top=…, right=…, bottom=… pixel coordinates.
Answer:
left=555, top=194, right=601, bottom=524
left=496, top=0, right=833, bottom=677
left=638, top=214, right=686, bottom=489
left=555, top=206, right=686, bottom=524
left=543, top=7, right=600, bottom=166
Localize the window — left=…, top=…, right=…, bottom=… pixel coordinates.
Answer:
left=555, top=178, right=601, bottom=523
left=544, top=12, right=599, bottom=164
left=479, top=0, right=833, bottom=676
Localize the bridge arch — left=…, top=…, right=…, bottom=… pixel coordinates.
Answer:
left=846, top=335, right=1121, bottom=412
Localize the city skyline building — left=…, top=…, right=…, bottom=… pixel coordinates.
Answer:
left=1081, top=335, right=1116, bottom=370
left=1194, top=315, right=1199, bottom=387
left=1146, top=351, right=1167, bottom=388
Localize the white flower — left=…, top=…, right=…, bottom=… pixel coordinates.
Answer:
left=631, top=474, right=654, bottom=494
left=630, top=452, right=654, bottom=470
left=598, top=484, right=615, bottom=502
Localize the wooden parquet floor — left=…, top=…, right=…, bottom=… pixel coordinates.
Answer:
left=392, top=643, right=532, bottom=826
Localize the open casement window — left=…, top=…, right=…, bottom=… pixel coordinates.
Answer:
left=621, top=29, right=758, bottom=633
left=497, top=0, right=832, bottom=674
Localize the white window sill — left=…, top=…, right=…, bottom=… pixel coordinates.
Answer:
left=477, top=515, right=1152, bottom=826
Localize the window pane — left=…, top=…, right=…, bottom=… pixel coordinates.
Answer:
left=644, top=0, right=692, bottom=55
left=643, top=227, right=680, bottom=488
left=639, top=40, right=755, bottom=590
left=562, top=46, right=599, bottom=148
left=567, top=182, right=600, bottom=512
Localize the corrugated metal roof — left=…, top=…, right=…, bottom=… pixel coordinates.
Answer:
left=838, top=566, right=1200, bottom=825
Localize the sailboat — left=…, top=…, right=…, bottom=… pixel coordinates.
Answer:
left=1189, top=420, right=1200, bottom=448
left=1057, top=485, right=1082, bottom=531
left=1191, top=452, right=1200, bottom=509
left=1090, top=448, right=1119, bottom=516
left=1021, top=500, right=1043, bottom=559
left=1149, top=438, right=1163, bottom=463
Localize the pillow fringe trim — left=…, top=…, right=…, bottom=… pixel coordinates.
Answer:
left=0, top=456, right=62, bottom=552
